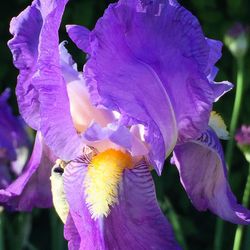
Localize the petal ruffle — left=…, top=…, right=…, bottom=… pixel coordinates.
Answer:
left=0, top=132, right=55, bottom=211
left=210, top=80, right=233, bottom=102
left=8, top=1, right=43, bottom=129
left=8, top=0, right=83, bottom=160
left=59, top=42, right=79, bottom=83
left=205, top=38, right=223, bottom=75
left=105, top=161, right=181, bottom=250
left=205, top=39, right=234, bottom=101
left=173, top=129, right=250, bottom=224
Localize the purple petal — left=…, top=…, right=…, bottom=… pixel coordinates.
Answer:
left=63, top=157, right=105, bottom=249
left=85, top=1, right=194, bottom=173
left=0, top=89, right=30, bottom=188
left=210, top=80, right=234, bottom=102
left=8, top=0, right=83, bottom=160
left=173, top=129, right=250, bottom=224
left=59, top=42, right=80, bottom=83
left=64, top=150, right=180, bottom=249
left=0, top=129, right=16, bottom=161
left=0, top=132, right=55, bottom=211
left=105, top=161, right=181, bottom=249
left=8, top=1, right=43, bottom=129
left=83, top=123, right=148, bottom=156
left=205, top=39, right=234, bottom=101
left=66, top=25, right=91, bottom=54
left=83, top=123, right=132, bottom=151
left=0, top=164, right=12, bottom=189
left=207, top=67, right=219, bottom=82
left=64, top=214, right=81, bottom=250
left=0, top=89, right=29, bottom=161
left=205, top=38, right=223, bottom=75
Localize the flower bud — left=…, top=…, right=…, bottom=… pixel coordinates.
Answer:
left=235, top=125, right=250, bottom=162
left=224, top=23, right=248, bottom=60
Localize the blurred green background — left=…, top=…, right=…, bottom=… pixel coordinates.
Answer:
left=0, top=0, right=250, bottom=249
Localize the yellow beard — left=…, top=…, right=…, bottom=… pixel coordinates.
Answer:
left=84, top=149, right=132, bottom=220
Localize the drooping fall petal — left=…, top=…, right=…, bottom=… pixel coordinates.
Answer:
left=173, top=129, right=250, bottom=224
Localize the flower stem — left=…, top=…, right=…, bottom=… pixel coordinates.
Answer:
left=163, top=198, right=188, bottom=250
left=225, top=58, right=244, bottom=170
left=214, top=58, right=244, bottom=250
left=232, top=162, right=250, bottom=250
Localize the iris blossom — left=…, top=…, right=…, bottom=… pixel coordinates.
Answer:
left=8, top=0, right=179, bottom=248
left=0, top=89, right=29, bottom=190
left=0, top=89, right=54, bottom=210
left=69, top=0, right=250, bottom=225
left=7, top=0, right=250, bottom=249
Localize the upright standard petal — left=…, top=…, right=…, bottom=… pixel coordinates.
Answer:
left=66, top=25, right=91, bottom=54
left=77, top=0, right=233, bottom=171
left=8, top=0, right=83, bottom=160
left=0, top=132, right=55, bottom=211
left=83, top=1, right=189, bottom=173
left=173, top=129, right=250, bottom=224
left=8, top=1, right=42, bottom=129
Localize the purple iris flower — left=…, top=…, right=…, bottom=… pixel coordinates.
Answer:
left=0, top=89, right=54, bottom=210
left=0, top=89, right=29, bottom=189
left=7, top=0, right=250, bottom=249
left=8, top=0, right=179, bottom=248
left=68, top=0, right=250, bottom=235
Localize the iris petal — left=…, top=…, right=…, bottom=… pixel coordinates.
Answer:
left=63, top=155, right=105, bottom=249
left=105, top=161, right=181, bottom=250
left=66, top=25, right=91, bottom=54
left=206, top=38, right=223, bottom=75
left=210, top=81, right=233, bottom=102
left=0, top=132, right=55, bottom=211
left=8, top=2, right=42, bottom=129
left=0, top=89, right=29, bottom=161
left=173, top=128, right=250, bottom=224
left=205, top=38, right=234, bottom=101
left=8, top=0, right=83, bottom=160
left=64, top=214, right=81, bottom=250
left=84, top=1, right=190, bottom=173
left=63, top=150, right=180, bottom=249
left=79, top=0, right=232, bottom=171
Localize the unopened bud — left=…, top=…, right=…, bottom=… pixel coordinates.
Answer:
left=224, top=23, right=248, bottom=59
left=235, top=125, right=250, bottom=162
